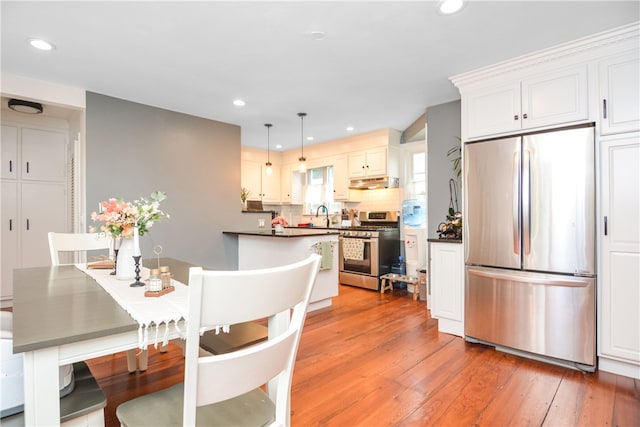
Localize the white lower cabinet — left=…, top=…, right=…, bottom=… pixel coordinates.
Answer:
left=599, top=132, right=640, bottom=379
left=430, top=241, right=464, bottom=337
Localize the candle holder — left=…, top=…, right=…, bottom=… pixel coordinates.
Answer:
left=130, top=255, right=145, bottom=287
left=111, top=248, right=119, bottom=276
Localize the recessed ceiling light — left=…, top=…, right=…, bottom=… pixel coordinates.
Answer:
left=310, top=30, right=326, bottom=41
left=275, top=144, right=283, bottom=149
left=233, top=99, right=246, bottom=107
left=29, top=38, right=54, bottom=51
left=306, top=136, right=314, bottom=141
left=438, top=0, right=465, bottom=15
left=346, top=126, right=355, bottom=132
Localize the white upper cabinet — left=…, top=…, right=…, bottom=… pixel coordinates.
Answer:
left=348, top=146, right=387, bottom=178
left=464, top=65, right=589, bottom=139
left=1, top=125, right=18, bottom=179
left=241, top=159, right=262, bottom=201
left=599, top=50, right=640, bottom=135
left=280, top=164, right=303, bottom=205
left=260, top=164, right=281, bottom=204
left=464, top=82, right=521, bottom=137
left=21, top=128, right=67, bottom=182
left=241, top=159, right=281, bottom=204
left=332, top=155, right=349, bottom=200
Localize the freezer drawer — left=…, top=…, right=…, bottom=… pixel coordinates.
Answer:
left=465, top=266, right=595, bottom=367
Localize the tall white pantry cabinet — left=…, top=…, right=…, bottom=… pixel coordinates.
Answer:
left=451, top=22, right=640, bottom=379
left=1, top=123, right=68, bottom=303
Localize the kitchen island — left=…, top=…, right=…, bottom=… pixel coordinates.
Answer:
left=223, top=228, right=340, bottom=311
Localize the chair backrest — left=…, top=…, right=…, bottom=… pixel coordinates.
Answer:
left=48, top=232, right=112, bottom=265
left=182, top=254, right=321, bottom=426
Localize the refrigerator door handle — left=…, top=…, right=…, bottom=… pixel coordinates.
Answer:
left=513, top=151, right=520, bottom=255
left=522, top=150, right=531, bottom=255
left=467, top=267, right=590, bottom=287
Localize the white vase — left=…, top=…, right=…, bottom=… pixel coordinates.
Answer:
left=116, top=238, right=136, bottom=280
left=274, top=224, right=284, bottom=233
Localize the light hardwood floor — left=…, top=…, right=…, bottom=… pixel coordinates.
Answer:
left=86, top=285, right=640, bottom=426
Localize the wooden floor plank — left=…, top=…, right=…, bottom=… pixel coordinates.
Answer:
left=81, top=284, right=640, bottom=427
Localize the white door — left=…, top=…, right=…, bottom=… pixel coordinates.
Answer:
left=600, top=133, right=640, bottom=365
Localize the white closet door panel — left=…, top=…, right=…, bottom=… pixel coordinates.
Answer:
left=21, top=128, right=67, bottom=182
left=1, top=181, right=18, bottom=300
left=20, top=182, right=66, bottom=268
left=1, top=125, right=18, bottom=179
left=600, top=135, right=640, bottom=363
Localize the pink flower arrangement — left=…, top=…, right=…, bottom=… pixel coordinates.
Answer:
left=90, top=198, right=139, bottom=238
left=90, top=191, right=169, bottom=238
left=272, top=216, right=289, bottom=227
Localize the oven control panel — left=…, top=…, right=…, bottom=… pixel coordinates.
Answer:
left=341, top=230, right=373, bottom=238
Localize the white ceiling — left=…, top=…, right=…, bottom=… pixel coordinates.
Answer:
left=1, top=1, right=638, bottom=151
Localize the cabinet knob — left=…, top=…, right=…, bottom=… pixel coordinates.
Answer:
left=523, top=113, right=528, bottom=119
left=514, top=115, right=519, bottom=120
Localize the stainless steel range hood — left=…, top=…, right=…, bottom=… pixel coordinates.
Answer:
left=349, top=176, right=399, bottom=190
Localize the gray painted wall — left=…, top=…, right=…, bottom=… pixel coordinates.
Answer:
left=426, top=100, right=461, bottom=239
left=86, top=92, right=259, bottom=269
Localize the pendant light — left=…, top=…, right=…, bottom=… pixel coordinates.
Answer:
left=264, top=123, right=273, bottom=176
left=297, top=112, right=307, bottom=172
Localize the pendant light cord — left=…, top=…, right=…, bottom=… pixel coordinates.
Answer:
left=298, top=112, right=306, bottom=159
left=265, top=123, right=272, bottom=163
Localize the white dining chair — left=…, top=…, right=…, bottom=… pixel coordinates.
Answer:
left=116, top=254, right=321, bottom=426
left=0, top=311, right=107, bottom=426
left=48, top=231, right=148, bottom=373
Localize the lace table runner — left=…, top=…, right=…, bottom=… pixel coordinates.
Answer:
left=78, top=264, right=189, bottom=349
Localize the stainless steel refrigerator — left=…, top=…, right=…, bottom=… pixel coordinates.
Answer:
left=463, top=123, right=596, bottom=371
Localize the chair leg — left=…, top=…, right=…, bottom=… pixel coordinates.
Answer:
left=126, top=349, right=149, bottom=372
left=126, top=350, right=137, bottom=373
left=138, top=350, right=148, bottom=371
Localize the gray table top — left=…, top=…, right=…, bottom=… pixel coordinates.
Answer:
left=12, top=258, right=195, bottom=354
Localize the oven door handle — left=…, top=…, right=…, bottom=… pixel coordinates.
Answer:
left=340, top=237, right=373, bottom=243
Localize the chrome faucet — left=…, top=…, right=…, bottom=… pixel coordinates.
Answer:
left=316, top=204, right=330, bottom=228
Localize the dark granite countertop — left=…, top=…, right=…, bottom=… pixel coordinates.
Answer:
left=428, top=238, right=462, bottom=244
left=223, top=228, right=340, bottom=238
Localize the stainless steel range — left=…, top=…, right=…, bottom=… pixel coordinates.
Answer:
left=339, top=211, right=400, bottom=291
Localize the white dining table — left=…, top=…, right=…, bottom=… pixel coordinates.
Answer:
left=11, top=258, right=191, bottom=426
